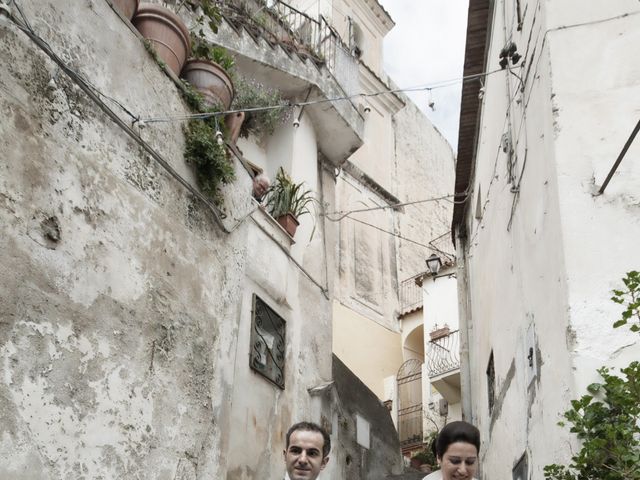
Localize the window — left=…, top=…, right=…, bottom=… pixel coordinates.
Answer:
left=250, top=294, right=286, bottom=389
left=486, top=351, right=495, bottom=414
left=356, top=414, right=370, bottom=449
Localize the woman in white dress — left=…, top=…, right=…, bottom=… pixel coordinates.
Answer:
left=423, top=421, right=480, bottom=480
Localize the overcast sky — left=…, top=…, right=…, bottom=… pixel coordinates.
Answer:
left=378, top=0, right=469, bottom=151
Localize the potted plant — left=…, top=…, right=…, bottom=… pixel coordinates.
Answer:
left=265, top=167, right=315, bottom=238
left=231, top=77, right=287, bottom=140
left=411, top=448, right=436, bottom=472
left=182, top=34, right=235, bottom=109
left=133, top=3, right=191, bottom=75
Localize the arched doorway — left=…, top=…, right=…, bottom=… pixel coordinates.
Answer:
left=397, top=358, right=423, bottom=447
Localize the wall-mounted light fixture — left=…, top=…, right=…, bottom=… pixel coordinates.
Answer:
left=426, top=253, right=442, bottom=276
left=499, top=41, right=521, bottom=69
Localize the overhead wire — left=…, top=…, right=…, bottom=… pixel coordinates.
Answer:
left=322, top=193, right=465, bottom=222
left=4, top=0, right=333, bottom=298
left=466, top=83, right=522, bottom=252
left=137, top=68, right=505, bottom=125
left=504, top=9, right=639, bottom=228
left=467, top=8, right=640, bottom=244
left=347, top=216, right=451, bottom=255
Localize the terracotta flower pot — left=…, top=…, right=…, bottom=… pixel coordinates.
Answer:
left=225, top=112, right=245, bottom=144
left=276, top=213, right=299, bottom=238
left=111, top=0, right=139, bottom=20
left=181, top=59, right=234, bottom=109
left=133, top=3, right=191, bottom=76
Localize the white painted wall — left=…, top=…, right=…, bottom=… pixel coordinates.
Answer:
left=457, top=1, right=640, bottom=478
left=422, top=271, right=459, bottom=334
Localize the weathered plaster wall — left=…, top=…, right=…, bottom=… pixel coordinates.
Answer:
left=0, top=1, right=336, bottom=478
left=545, top=2, right=640, bottom=390
left=0, top=2, right=243, bottom=477
left=334, top=170, right=399, bottom=329
left=393, top=100, right=455, bottom=283
left=332, top=39, right=455, bottom=408
left=459, top=1, right=640, bottom=479
left=332, top=301, right=402, bottom=398
left=323, top=355, right=403, bottom=480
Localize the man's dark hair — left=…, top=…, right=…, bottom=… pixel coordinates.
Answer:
left=285, top=421, right=331, bottom=458
left=434, top=421, right=480, bottom=458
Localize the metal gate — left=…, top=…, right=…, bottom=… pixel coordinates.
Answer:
left=397, top=359, right=423, bottom=446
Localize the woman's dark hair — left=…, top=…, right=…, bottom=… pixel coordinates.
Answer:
left=434, top=421, right=480, bottom=458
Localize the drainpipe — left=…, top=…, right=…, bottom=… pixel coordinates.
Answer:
left=455, top=226, right=474, bottom=422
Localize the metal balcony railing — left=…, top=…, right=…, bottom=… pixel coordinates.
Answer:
left=220, top=0, right=351, bottom=79
left=399, top=273, right=424, bottom=314
left=426, top=329, right=460, bottom=377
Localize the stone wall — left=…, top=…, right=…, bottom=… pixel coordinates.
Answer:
left=0, top=1, right=333, bottom=478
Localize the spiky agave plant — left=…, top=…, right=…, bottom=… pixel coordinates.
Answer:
left=266, top=167, right=314, bottom=219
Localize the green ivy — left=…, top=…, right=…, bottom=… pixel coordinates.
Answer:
left=178, top=82, right=233, bottom=205
left=184, top=119, right=234, bottom=205
left=179, top=0, right=222, bottom=35
left=544, top=271, right=640, bottom=480
left=143, top=39, right=167, bottom=69
left=612, top=270, right=640, bottom=333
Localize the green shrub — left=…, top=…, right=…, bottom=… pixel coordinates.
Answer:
left=231, top=77, right=288, bottom=138
left=184, top=119, right=234, bottom=204
left=544, top=271, right=640, bottom=480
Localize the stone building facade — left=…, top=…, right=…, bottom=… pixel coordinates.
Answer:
left=453, top=0, right=640, bottom=478
left=0, top=0, right=458, bottom=478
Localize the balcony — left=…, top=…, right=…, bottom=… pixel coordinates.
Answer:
left=399, top=273, right=424, bottom=315
left=426, top=329, right=461, bottom=403
left=214, top=0, right=363, bottom=165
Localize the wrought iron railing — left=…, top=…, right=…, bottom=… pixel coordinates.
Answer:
left=426, top=329, right=460, bottom=377
left=399, top=273, right=424, bottom=314
left=397, top=359, right=423, bottom=446
left=219, top=0, right=352, bottom=78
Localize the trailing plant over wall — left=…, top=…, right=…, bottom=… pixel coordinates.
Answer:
left=175, top=0, right=222, bottom=35
left=231, top=77, right=288, bottom=139
left=544, top=271, right=640, bottom=480
left=179, top=82, right=234, bottom=204
left=184, top=118, right=234, bottom=205
left=190, top=32, right=235, bottom=71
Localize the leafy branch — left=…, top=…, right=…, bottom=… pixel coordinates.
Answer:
left=612, top=270, right=640, bottom=333
left=544, top=271, right=640, bottom=480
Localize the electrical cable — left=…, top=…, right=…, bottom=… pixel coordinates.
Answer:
left=137, top=68, right=505, bottom=125
left=322, top=193, right=463, bottom=221
left=468, top=9, right=640, bottom=249
left=347, top=216, right=453, bottom=256
left=6, top=4, right=229, bottom=232
left=6, top=1, right=333, bottom=299
left=10, top=0, right=139, bottom=122
left=466, top=86, right=522, bottom=251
